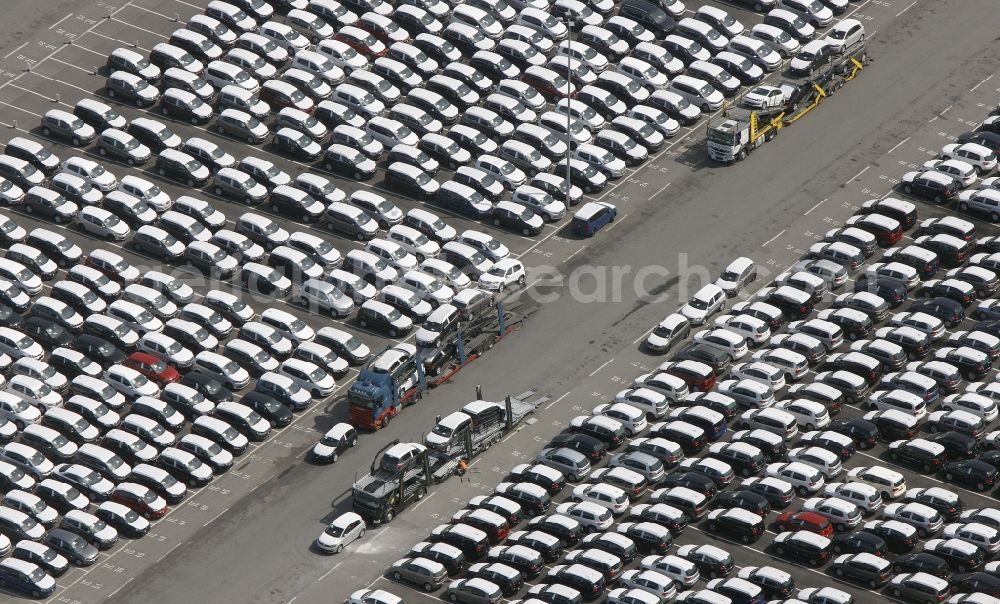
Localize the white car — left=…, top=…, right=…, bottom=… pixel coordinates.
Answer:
left=822, top=18, right=865, bottom=53
left=730, top=362, right=785, bottom=391
left=941, top=142, right=998, bottom=173
left=478, top=259, right=525, bottom=291
left=766, top=461, right=825, bottom=495
left=679, top=284, right=726, bottom=325
left=774, top=399, right=830, bottom=430
left=572, top=483, right=629, bottom=515
left=743, top=85, right=787, bottom=111
left=104, top=366, right=159, bottom=399
left=922, top=158, right=978, bottom=187
left=316, top=511, right=366, bottom=553
left=847, top=466, right=906, bottom=499
left=824, top=481, right=883, bottom=514
left=787, top=446, right=842, bottom=479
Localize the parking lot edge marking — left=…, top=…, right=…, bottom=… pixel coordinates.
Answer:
left=49, top=13, right=74, bottom=30
left=587, top=358, right=615, bottom=377
left=887, top=137, right=911, bottom=154
left=896, top=0, right=917, bottom=16
left=762, top=229, right=786, bottom=247
left=971, top=74, right=994, bottom=91
left=804, top=198, right=828, bottom=215
left=3, top=41, right=29, bottom=59
left=846, top=166, right=871, bottom=184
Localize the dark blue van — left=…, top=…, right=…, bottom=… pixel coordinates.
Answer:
left=572, top=202, right=617, bottom=237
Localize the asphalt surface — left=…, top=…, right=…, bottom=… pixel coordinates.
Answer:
left=0, top=0, right=997, bottom=602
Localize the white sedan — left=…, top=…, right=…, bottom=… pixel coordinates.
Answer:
left=317, top=512, right=367, bottom=554
left=478, top=259, right=526, bottom=292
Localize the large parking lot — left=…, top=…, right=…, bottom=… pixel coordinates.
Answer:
left=0, top=0, right=996, bottom=602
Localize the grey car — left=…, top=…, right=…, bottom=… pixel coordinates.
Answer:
left=43, top=527, right=100, bottom=566
left=535, top=447, right=591, bottom=482
left=444, top=578, right=503, bottom=604
left=391, top=556, right=449, bottom=592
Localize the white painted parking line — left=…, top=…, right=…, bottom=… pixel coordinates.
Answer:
left=887, top=137, right=911, bottom=154
left=88, top=30, right=150, bottom=53
left=0, top=99, right=42, bottom=117
left=971, top=75, right=994, bottom=92
left=110, top=16, right=170, bottom=39
left=49, top=13, right=75, bottom=30
left=648, top=182, right=671, bottom=201
left=896, top=0, right=917, bottom=16
left=3, top=41, right=29, bottom=60
left=7, top=82, right=63, bottom=104
left=130, top=3, right=185, bottom=23
left=846, top=166, right=871, bottom=184
left=45, top=56, right=103, bottom=79
left=63, top=41, right=109, bottom=58
left=804, top=198, right=828, bottom=216
left=587, top=358, right=615, bottom=377
left=762, top=230, right=786, bottom=247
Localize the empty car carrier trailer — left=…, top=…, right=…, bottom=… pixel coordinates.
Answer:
left=706, top=43, right=870, bottom=163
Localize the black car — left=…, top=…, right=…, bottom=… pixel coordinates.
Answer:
left=942, top=459, right=997, bottom=491
left=957, top=130, right=1000, bottom=152
left=581, top=532, right=637, bottom=563
left=862, top=522, right=917, bottom=554
left=705, top=509, right=765, bottom=544
left=180, top=372, right=233, bottom=403
left=893, top=553, right=950, bottom=579
left=909, top=297, right=965, bottom=327
left=824, top=354, right=881, bottom=385
left=831, top=531, right=886, bottom=556
left=676, top=544, right=734, bottom=579
left=926, top=540, right=985, bottom=571
left=241, top=391, right=293, bottom=427
left=526, top=515, right=582, bottom=547
left=831, top=552, right=892, bottom=588
left=507, top=531, right=563, bottom=562
left=660, top=471, right=716, bottom=499
left=269, top=188, right=324, bottom=222
left=927, top=431, right=979, bottom=459
left=901, top=171, right=961, bottom=203
left=907, top=488, right=963, bottom=521
left=802, top=432, right=856, bottom=460
left=96, top=504, right=149, bottom=538
left=772, top=533, right=832, bottom=566
left=889, top=440, right=947, bottom=472
left=509, top=465, right=565, bottom=496
left=714, top=490, right=770, bottom=517
left=672, top=343, right=731, bottom=375
left=492, top=203, right=543, bottom=236
left=949, top=572, right=1000, bottom=597
left=828, top=418, right=879, bottom=450
left=736, top=565, right=793, bottom=599
left=467, top=563, right=523, bottom=596
left=273, top=129, right=323, bottom=161
left=731, top=431, right=786, bottom=462
left=21, top=317, right=73, bottom=348
left=73, top=334, right=126, bottom=367
left=853, top=275, right=907, bottom=307
left=571, top=421, right=625, bottom=450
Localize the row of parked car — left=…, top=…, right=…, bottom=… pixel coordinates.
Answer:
left=361, top=106, right=1000, bottom=604
left=53, top=0, right=879, bottom=247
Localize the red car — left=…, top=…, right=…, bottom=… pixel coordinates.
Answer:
left=111, top=482, right=168, bottom=519
left=775, top=511, right=833, bottom=537
left=334, top=26, right=387, bottom=59
left=124, top=352, right=180, bottom=384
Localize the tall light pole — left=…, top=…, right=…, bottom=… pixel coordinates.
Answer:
left=562, top=18, right=575, bottom=209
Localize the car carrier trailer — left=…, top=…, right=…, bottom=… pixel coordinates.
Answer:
left=706, top=43, right=871, bottom=163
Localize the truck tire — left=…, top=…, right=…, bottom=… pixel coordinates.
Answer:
left=417, top=488, right=426, bottom=500
left=385, top=509, right=395, bottom=523
left=737, top=150, right=747, bottom=161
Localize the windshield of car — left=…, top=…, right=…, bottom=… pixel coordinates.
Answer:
left=325, top=524, right=346, bottom=537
